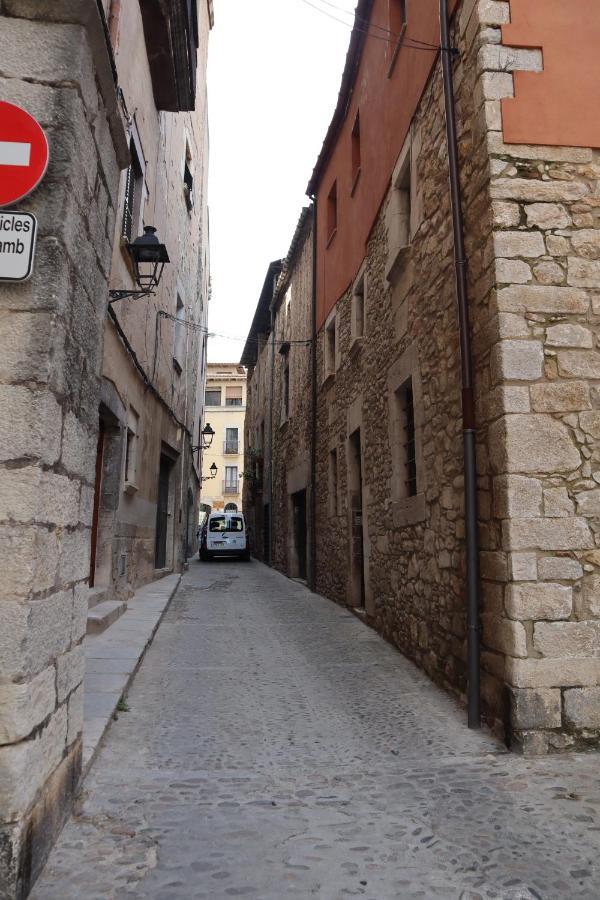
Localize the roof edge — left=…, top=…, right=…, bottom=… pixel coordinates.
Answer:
left=306, top=0, right=374, bottom=197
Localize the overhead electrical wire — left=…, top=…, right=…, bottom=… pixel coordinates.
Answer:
left=304, top=0, right=441, bottom=48
left=157, top=311, right=312, bottom=347
left=297, top=0, right=443, bottom=52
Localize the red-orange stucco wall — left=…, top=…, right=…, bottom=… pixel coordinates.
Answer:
left=314, top=0, right=458, bottom=331
left=502, top=0, right=600, bottom=151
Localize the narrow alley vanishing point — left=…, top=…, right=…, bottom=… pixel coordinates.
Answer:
left=34, top=562, right=599, bottom=899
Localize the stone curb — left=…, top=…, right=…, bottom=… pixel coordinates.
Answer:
left=81, top=573, right=182, bottom=775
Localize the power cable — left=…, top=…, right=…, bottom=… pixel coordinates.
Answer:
left=305, top=0, right=441, bottom=48
left=297, top=0, right=444, bottom=52
left=157, top=310, right=313, bottom=347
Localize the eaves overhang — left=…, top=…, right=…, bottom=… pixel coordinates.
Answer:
left=139, top=0, right=199, bottom=111
left=240, top=259, right=285, bottom=368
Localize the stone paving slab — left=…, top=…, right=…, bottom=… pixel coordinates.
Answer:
left=33, top=561, right=600, bottom=899
left=82, top=572, right=181, bottom=771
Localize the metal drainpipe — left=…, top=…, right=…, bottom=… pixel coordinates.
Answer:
left=268, top=300, right=275, bottom=567
left=439, top=0, right=481, bottom=728
left=309, top=200, right=318, bottom=593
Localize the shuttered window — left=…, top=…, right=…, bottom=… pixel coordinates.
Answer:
left=225, top=386, right=243, bottom=406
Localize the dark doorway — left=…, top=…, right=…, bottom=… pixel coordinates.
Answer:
left=292, top=489, right=307, bottom=580
left=89, top=420, right=105, bottom=587
left=348, top=429, right=365, bottom=608
left=185, top=488, right=195, bottom=560
left=155, top=454, right=173, bottom=569
left=263, top=503, right=270, bottom=562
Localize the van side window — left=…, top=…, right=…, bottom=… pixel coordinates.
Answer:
left=226, top=517, right=244, bottom=532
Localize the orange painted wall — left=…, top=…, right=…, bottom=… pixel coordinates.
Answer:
left=314, top=0, right=457, bottom=330
left=502, top=0, right=600, bottom=150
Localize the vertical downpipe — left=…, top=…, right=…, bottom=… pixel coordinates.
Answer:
left=439, top=0, right=481, bottom=728
left=309, top=200, right=318, bottom=593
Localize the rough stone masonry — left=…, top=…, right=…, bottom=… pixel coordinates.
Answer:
left=244, top=0, right=600, bottom=756
left=0, top=2, right=127, bottom=896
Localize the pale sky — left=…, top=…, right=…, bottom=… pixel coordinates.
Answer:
left=206, top=0, right=355, bottom=363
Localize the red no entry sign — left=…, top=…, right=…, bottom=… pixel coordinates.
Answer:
left=0, top=101, right=49, bottom=208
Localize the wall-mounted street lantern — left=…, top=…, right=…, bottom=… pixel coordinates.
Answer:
left=200, top=423, right=215, bottom=449
left=191, top=423, right=215, bottom=455
left=201, top=462, right=217, bottom=483
left=109, top=226, right=170, bottom=303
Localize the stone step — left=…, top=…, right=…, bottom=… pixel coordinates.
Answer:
left=87, top=600, right=127, bottom=635
left=88, top=586, right=109, bottom=609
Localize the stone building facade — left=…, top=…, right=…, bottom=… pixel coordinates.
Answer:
left=92, top=0, right=211, bottom=605
left=243, top=0, right=600, bottom=755
left=201, top=363, right=247, bottom=513
left=242, top=212, right=313, bottom=574
left=0, top=2, right=212, bottom=896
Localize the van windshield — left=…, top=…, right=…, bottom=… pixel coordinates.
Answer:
left=209, top=516, right=244, bottom=533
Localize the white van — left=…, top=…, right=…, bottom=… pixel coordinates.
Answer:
left=200, top=511, right=250, bottom=561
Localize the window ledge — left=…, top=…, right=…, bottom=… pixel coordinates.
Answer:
left=325, top=228, right=337, bottom=249
left=124, top=480, right=139, bottom=496
left=350, top=167, right=362, bottom=197
left=349, top=334, right=364, bottom=357
left=385, top=242, right=412, bottom=285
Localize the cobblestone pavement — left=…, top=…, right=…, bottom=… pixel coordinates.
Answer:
left=34, top=560, right=600, bottom=900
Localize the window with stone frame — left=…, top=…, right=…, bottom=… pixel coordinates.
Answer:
left=351, top=266, right=367, bottom=343
left=385, top=133, right=413, bottom=283
left=122, top=125, right=146, bottom=243
left=280, top=346, right=290, bottom=424
left=323, top=313, right=337, bottom=381
left=173, top=294, right=186, bottom=375
left=328, top=447, right=340, bottom=517
left=327, top=179, right=338, bottom=243
left=124, top=406, right=140, bottom=492
left=387, top=345, right=426, bottom=524
left=183, top=136, right=194, bottom=211
left=396, top=379, right=417, bottom=498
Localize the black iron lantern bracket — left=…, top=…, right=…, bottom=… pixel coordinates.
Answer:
left=109, top=225, right=170, bottom=303
left=191, top=423, right=215, bottom=453
left=200, top=462, right=218, bottom=483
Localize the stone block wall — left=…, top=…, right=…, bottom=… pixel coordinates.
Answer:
left=466, top=0, right=600, bottom=752
left=269, top=213, right=314, bottom=577
left=243, top=0, right=600, bottom=754
left=0, top=4, right=124, bottom=895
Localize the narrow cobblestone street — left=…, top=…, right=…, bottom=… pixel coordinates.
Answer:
left=33, top=561, right=599, bottom=899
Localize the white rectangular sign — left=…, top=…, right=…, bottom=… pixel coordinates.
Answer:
left=0, top=141, right=31, bottom=167
left=0, top=211, right=37, bottom=282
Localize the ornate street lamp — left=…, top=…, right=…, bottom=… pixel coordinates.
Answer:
left=191, top=423, right=215, bottom=457
left=201, top=462, right=217, bottom=483
left=109, top=226, right=170, bottom=302
left=201, top=423, right=215, bottom=449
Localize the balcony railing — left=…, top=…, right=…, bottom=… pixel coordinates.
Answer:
left=223, top=480, right=240, bottom=495
left=223, top=441, right=239, bottom=455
